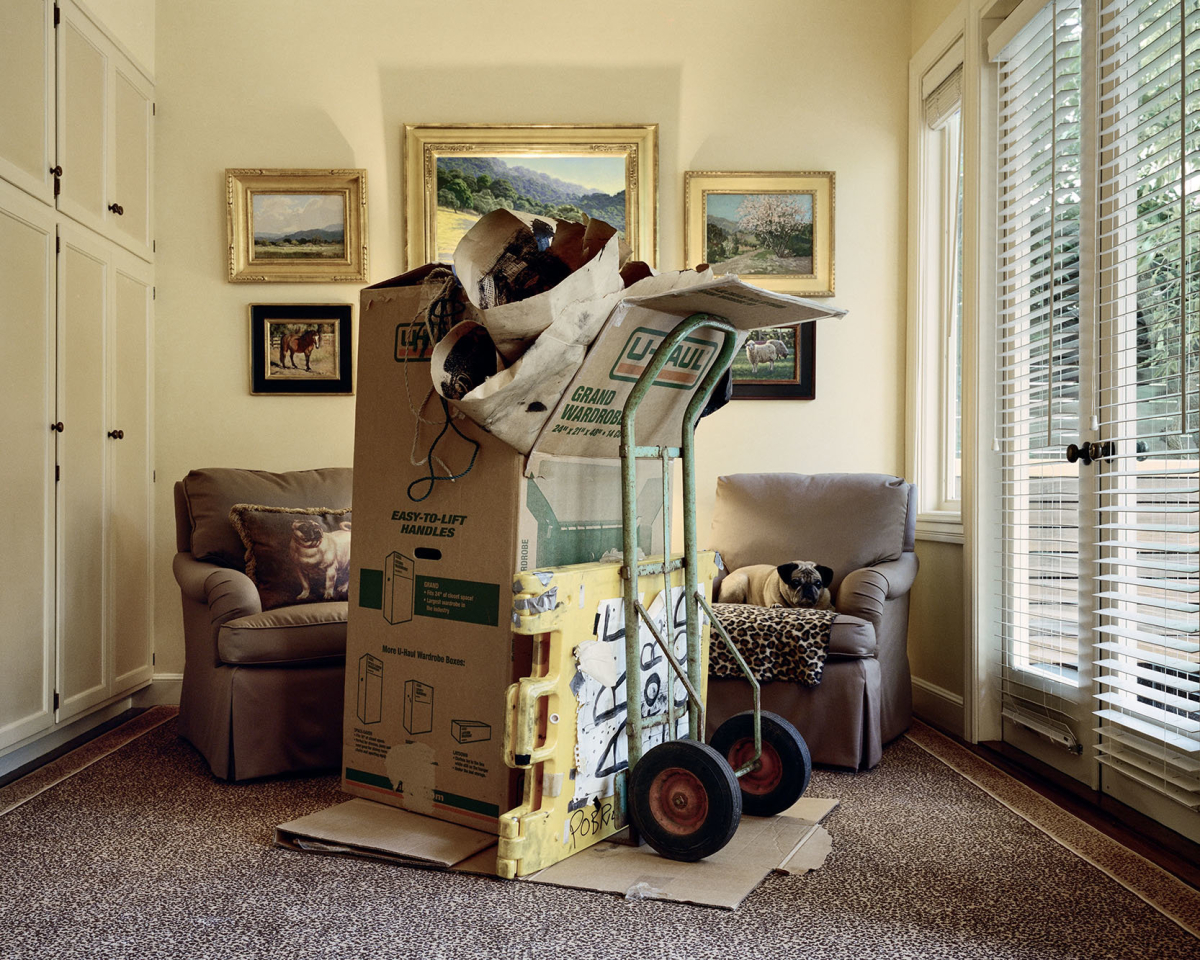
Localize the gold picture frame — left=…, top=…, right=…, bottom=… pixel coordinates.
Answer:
left=403, top=123, right=658, bottom=269
left=684, top=171, right=835, bottom=297
left=226, top=169, right=368, bottom=282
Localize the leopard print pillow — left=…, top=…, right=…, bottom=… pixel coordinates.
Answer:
left=708, top=603, right=837, bottom=687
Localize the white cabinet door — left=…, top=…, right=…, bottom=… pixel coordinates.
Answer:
left=0, top=0, right=55, bottom=204
left=56, top=3, right=108, bottom=238
left=56, top=224, right=110, bottom=722
left=56, top=0, right=154, bottom=262
left=110, top=64, right=153, bottom=259
left=0, top=182, right=57, bottom=751
left=109, top=250, right=154, bottom=692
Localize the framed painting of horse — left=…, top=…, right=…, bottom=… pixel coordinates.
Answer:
left=729, top=323, right=816, bottom=400
left=227, top=169, right=368, bottom=282
left=250, top=303, right=354, bottom=395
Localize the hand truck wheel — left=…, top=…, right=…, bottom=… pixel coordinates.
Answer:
left=628, top=739, right=742, bottom=862
left=711, top=710, right=812, bottom=817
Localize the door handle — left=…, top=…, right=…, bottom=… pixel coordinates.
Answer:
left=50, top=421, right=64, bottom=432
left=107, top=429, right=124, bottom=440
left=108, top=202, right=124, bottom=216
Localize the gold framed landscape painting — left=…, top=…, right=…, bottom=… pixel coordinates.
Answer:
left=403, top=124, right=658, bottom=269
left=227, top=169, right=368, bottom=282
left=684, top=171, right=835, bottom=296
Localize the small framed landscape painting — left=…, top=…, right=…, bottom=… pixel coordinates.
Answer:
left=250, top=303, right=354, bottom=396
left=403, top=124, right=658, bottom=269
left=684, top=171, right=835, bottom=297
left=227, top=169, right=368, bottom=282
left=730, top=323, right=816, bottom=400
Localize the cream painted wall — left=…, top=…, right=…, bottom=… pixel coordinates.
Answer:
left=153, top=0, right=912, bottom=674
left=910, top=0, right=963, bottom=55
left=81, top=0, right=154, bottom=75
left=903, top=0, right=968, bottom=728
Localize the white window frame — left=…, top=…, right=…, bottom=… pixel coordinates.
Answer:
left=908, top=5, right=969, bottom=543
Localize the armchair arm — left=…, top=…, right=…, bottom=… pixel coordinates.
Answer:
left=834, top=553, right=919, bottom=632
left=173, top=552, right=263, bottom=625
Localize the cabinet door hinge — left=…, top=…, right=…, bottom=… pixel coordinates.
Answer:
left=152, top=286, right=156, bottom=300
left=152, top=653, right=156, bottom=666
left=55, top=235, right=60, bottom=254
left=55, top=464, right=60, bottom=482
left=152, top=469, right=156, bottom=482
left=152, top=103, right=156, bottom=116
left=53, top=691, right=59, bottom=711
left=53, top=4, right=60, bottom=28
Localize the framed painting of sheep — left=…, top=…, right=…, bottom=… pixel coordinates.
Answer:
left=729, top=323, right=816, bottom=400
left=683, top=170, right=834, bottom=297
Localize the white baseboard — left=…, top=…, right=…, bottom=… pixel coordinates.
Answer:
left=0, top=698, right=134, bottom=780
left=912, top=676, right=965, bottom=739
left=133, top=674, right=183, bottom=707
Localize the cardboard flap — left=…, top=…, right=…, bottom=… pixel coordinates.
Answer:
left=524, top=277, right=846, bottom=465
left=274, top=798, right=496, bottom=869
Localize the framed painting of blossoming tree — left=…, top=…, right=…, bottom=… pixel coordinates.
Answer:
left=684, top=171, right=834, bottom=297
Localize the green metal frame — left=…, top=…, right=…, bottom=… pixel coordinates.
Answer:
left=617, top=313, right=764, bottom=806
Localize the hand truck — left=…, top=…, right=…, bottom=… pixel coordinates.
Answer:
left=500, top=312, right=811, bottom=872
left=616, top=312, right=812, bottom=861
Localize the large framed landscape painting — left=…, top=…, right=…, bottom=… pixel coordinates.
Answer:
left=404, top=124, right=658, bottom=269
left=684, top=171, right=835, bottom=296
left=227, top=169, right=368, bottom=282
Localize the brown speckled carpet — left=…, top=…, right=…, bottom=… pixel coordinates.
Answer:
left=0, top=716, right=1197, bottom=960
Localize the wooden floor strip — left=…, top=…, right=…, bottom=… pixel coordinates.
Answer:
left=0, top=705, right=178, bottom=817
left=906, top=719, right=1200, bottom=938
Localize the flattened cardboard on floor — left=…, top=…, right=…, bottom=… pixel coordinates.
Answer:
left=274, top=796, right=836, bottom=910
left=274, top=798, right=495, bottom=869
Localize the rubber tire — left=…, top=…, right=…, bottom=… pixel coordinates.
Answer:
left=628, top=739, right=742, bottom=862
left=710, top=710, right=812, bottom=817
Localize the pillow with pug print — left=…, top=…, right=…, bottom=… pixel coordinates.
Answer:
left=229, top=504, right=352, bottom=611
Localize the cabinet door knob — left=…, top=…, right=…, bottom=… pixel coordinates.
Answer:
left=108, top=203, right=124, bottom=216
left=107, top=429, right=124, bottom=440
left=51, top=421, right=64, bottom=432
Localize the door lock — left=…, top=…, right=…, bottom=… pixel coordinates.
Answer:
left=1066, top=439, right=1114, bottom=465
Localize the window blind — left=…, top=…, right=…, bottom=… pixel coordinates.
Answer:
left=996, top=0, right=1085, bottom=737
left=1092, top=0, right=1200, bottom=807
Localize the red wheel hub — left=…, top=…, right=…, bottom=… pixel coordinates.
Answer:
left=647, top=766, right=709, bottom=835
left=728, top=738, right=783, bottom=796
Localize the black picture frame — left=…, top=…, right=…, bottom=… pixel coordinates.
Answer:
left=249, top=303, right=354, bottom=395
left=731, top=323, right=816, bottom=400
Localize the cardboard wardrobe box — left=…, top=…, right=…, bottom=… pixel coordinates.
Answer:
left=343, top=266, right=667, bottom=832
left=343, top=264, right=845, bottom=836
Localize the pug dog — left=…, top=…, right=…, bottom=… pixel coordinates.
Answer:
left=290, top=518, right=352, bottom=600
left=718, top=561, right=834, bottom=610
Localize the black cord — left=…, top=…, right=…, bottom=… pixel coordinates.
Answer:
left=403, top=284, right=479, bottom=503
left=407, top=396, right=481, bottom=503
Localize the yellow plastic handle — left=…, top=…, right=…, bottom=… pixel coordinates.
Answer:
left=503, top=674, right=558, bottom=768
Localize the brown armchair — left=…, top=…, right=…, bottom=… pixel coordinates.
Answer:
left=173, top=467, right=350, bottom=780
left=705, top=473, right=918, bottom=770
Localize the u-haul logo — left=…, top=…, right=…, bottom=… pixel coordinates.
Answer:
left=608, top=327, right=720, bottom=390
left=394, top=322, right=435, bottom=361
